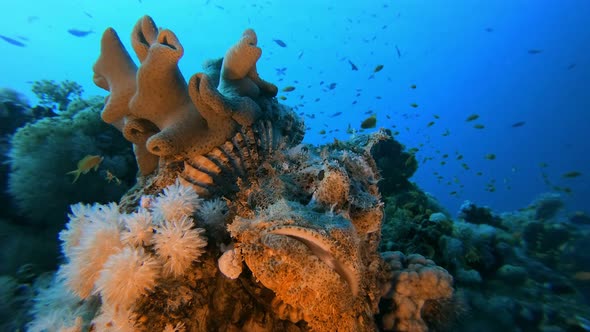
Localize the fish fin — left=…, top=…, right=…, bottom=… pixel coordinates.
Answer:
left=67, top=170, right=81, bottom=183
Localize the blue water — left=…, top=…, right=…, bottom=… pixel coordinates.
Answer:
left=0, top=0, right=588, bottom=215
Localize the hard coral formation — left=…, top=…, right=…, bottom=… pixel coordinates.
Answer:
left=28, top=15, right=456, bottom=332
left=458, top=200, right=505, bottom=230
left=379, top=252, right=454, bottom=332
left=370, top=129, right=418, bottom=196
left=530, top=192, right=564, bottom=221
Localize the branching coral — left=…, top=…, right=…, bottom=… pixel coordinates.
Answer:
left=31, top=79, right=83, bottom=112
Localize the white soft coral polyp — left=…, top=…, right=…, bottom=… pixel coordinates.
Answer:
left=152, top=215, right=207, bottom=277
left=94, top=247, right=160, bottom=310
left=151, top=179, right=203, bottom=224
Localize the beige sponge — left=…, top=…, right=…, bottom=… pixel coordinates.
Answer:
left=128, top=21, right=208, bottom=157
left=92, top=28, right=137, bottom=128
left=218, top=29, right=277, bottom=98
left=93, top=28, right=159, bottom=174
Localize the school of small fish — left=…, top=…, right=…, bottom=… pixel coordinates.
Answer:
left=0, top=1, right=579, bottom=207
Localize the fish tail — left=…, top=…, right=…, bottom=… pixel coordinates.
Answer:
left=66, top=170, right=82, bottom=183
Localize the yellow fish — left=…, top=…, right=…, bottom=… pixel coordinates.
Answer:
left=67, top=155, right=104, bottom=183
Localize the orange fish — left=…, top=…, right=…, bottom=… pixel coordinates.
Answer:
left=67, top=155, right=104, bottom=183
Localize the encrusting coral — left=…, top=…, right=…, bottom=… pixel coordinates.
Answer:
left=28, top=15, right=455, bottom=332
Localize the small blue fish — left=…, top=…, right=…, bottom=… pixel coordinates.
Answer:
left=275, top=67, right=287, bottom=76
left=0, top=35, right=26, bottom=47
left=511, top=121, right=526, bottom=128
left=273, top=39, right=287, bottom=47
left=330, top=112, right=342, bottom=118
left=67, top=29, right=94, bottom=37
left=574, top=315, right=590, bottom=331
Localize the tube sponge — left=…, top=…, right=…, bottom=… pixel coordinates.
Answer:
left=220, top=29, right=261, bottom=81
left=218, top=28, right=277, bottom=98
left=92, top=28, right=137, bottom=128
left=129, top=23, right=209, bottom=157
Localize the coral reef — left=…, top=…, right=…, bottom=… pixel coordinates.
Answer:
left=380, top=187, right=453, bottom=263
left=458, top=200, right=506, bottom=230
left=0, top=88, right=35, bottom=137
left=370, top=130, right=418, bottom=196
left=7, top=97, right=135, bottom=226
left=24, top=16, right=456, bottom=332
left=3, top=13, right=589, bottom=332
left=378, top=252, right=454, bottom=332
left=54, top=183, right=207, bottom=329
left=427, top=197, right=590, bottom=331
left=529, top=192, right=564, bottom=221
left=1, top=92, right=136, bottom=276
left=0, top=88, right=54, bottom=221
left=31, top=79, right=84, bottom=112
